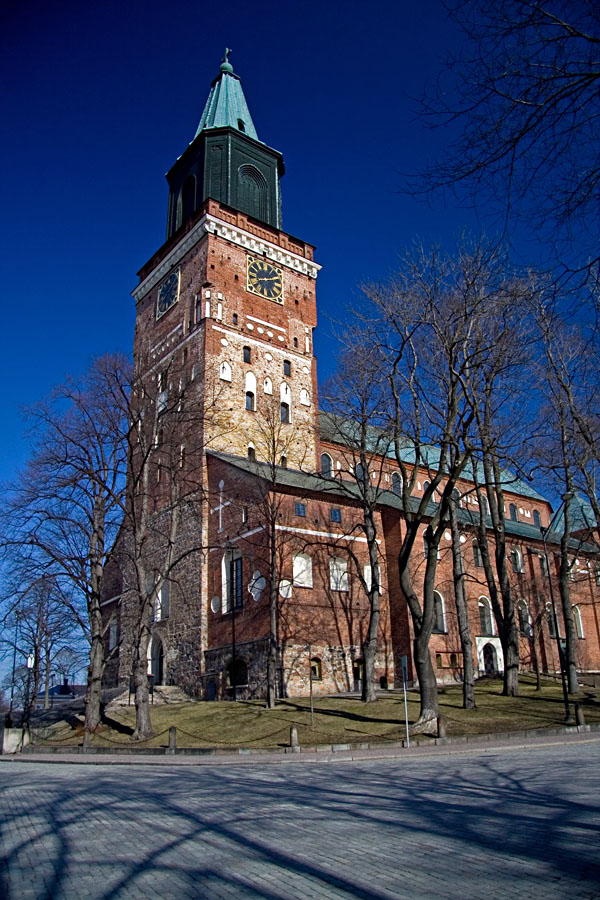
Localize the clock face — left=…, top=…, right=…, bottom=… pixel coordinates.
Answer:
left=247, top=257, right=283, bottom=303
left=156, top=270, right=180, bottom=318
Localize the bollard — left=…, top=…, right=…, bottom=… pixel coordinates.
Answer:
left=289, top=725, right=300, bottom=753
left=437, top=715, right=447, bottom=739
left=166, top=726, right=177, bottom=755
left=82, top=726, right=91, bottom=753
left=575, top=703, right=586, bottom=727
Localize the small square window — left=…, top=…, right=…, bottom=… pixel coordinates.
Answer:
left=330, top=508, right=342, bottom=523
left=295, top=502, right=306, bottom=517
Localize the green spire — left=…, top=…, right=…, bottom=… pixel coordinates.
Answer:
left=194, top=50, right=259, bottom=141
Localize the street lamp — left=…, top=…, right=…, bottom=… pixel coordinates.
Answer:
left=541, top=491, right=574, bottom=724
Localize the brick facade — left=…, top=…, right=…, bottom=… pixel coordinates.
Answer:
left=102, top=73, right=600, bottom=701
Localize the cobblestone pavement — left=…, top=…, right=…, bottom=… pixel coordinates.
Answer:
left=1, top=740, right=599, bottom=899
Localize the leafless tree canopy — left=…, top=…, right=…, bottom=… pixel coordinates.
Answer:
left=415, top=1, right=600, bottom=280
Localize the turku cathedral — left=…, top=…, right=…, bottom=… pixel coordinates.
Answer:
left=103, top=53, right=600, bottom=699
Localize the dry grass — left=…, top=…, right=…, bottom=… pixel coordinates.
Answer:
left=38, top=675, right=600, bottom=751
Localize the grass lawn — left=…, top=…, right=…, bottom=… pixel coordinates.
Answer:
left=38, top=675, right=600, bottom=751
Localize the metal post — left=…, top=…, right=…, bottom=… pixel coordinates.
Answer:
left=8, top=612, right=19, bottom=716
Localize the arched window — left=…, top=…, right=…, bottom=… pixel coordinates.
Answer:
left=479, top=597, right=494, bottom=636
left=243, top=346, right=251, bottom=363
left=108, top=617, right=118, bottom=651
left=222, top=550, right=243, bottom=614
left=450, top=652, right=458, bottom=668
left=329, top=557, right=349, bottom=591
left=280, top=454, right=287, bottom=468
left=436, top=653, right=443, bottom=669
left=263, top=376, right=273, bottom=395
left=509, top=503, right=518, bottom=522
left=293, top=552, right=313, bottom=588
left=321, top=453, right=333, bottom=478
left=280, top=382, right=292, bottom=423
left=237, top=118, right=246, bottom=132
left=573, top=606, right=584, bottom=639
left=432, top=591, right=446, bottom=633
left=219, top=361, right=232, bottom=382
left=283, top=359, right=291, bottom=376
left=247, top=445, right=256, bottom=461
left=227, top=658, right=248, bottom=688
left=181, top=174, right=196, bottom=221
left=546, top=602, right=558, bottom=638
left=392, top=472, right=403, bottom=496
left=518, top=599, right=531, bottom=636
left=237, top=164, right=267, bottom=222
left=511, top=548, right=524, bottom=574
left=355, top=462, right=366, bottom=483
left=473, top=542, right=483, bottom=567
left=533, top=509, right=542, bottom=528
left=245, top=371, right=256, bottom=411
left=423, top=480, right=430, bottom=494
left=300, top=388, right=310, bottom=406
left=310, top=657, right=322, bottom=681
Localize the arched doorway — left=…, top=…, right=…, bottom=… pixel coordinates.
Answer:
left=149, top=635, right=164, bottom=685
left=483, top=643, right=498, bottom=676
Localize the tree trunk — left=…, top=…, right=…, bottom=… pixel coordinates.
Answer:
left=132, top=621, right=153, bottom=740
left=559, top=491, right=580, bottom=695
left=266, top=512, right=278, bottom=709
left=448, top=501, right=475, bottom=709
left=85, top=598, right=104, bottom=732
left=412, top=630, right=439, bottom=729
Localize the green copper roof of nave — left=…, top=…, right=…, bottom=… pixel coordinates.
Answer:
left=194, top=50, right=259, bottom=141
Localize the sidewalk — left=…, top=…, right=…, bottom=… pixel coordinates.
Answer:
left=2, top=722, right=598, bottom=766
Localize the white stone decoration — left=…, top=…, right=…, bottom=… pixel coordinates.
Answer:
left=459, top=535, right=467, bottom=544
left=267, top=331, right=273, bottom=338
left=257, top=326, right=264, bottom=333
left=277, top=335, right=284, bottom=342
left=249, top=571, right=267, bottom=602
left=302, top=366, right=309, bottom=374
left=279, top=579, right=293, bottom=599
left=210, top=596, right=221, bottom=613
left=247, top=323, right=254, bottom=330
left=265, top=352, right=273, bottom=361
left=444, top=531, right=451, bottom=541
left=219, top=361, right=232, bottom=382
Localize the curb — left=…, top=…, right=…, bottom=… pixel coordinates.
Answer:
left=1, top=722, right=598, bottom=767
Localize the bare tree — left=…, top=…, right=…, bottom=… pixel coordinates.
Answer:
left=1, top=355, right=131, bottom=732
left=320, top=343, right=392, bottom=703
left=353, top=245, right=510, bottom=728
left=415, top=0, right=600, bottom=283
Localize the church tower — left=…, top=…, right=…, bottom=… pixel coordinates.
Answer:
left=132, top=51, right=321, bottom=471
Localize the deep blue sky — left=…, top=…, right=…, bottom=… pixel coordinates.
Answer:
left=0, top=0, right=485, bottom=485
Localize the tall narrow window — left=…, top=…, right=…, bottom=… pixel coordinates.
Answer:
left=511, top=548, right=524, bottom=574
left=329, top=557, right=349, bottom=591
left=509, top=503, right=518, bottom=522
left=280, top=402, right=290, bottom=423
left=533, top=509, right=542, bottom=528
left=392, top=472, right=403, bottom=496
left=321, top=453, right=333, bottom=478
left=283, top=359, right=291, bottom=376
left=518, top=600, right=531, bottom=636
left=479, top=597, right=494, bottom=636
left=473, top=542, right=483, bottom=568
left=574, top=606, right=584, bottom=639
left=432, top=591, right=446, bottom=633
left=243, top=346, right=251, bottom=363
left=245, top=391, right=255, bottom=411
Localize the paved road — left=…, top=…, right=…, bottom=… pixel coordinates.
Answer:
left=1, top=740, right=599, bottom=899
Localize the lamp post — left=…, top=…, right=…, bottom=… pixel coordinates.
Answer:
left=541, top=491, right=574, bottom=724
